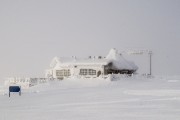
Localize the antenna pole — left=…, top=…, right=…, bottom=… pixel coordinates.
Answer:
left=149, top=51, right=152, bottom=75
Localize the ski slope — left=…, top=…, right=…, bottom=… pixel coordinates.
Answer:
left=0, top=76, right=180, bottom=120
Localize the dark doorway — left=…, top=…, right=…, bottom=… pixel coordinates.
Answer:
left=97, top=71, right=101, bottom=77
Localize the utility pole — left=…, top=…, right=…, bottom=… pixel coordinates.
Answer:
left=122, top=50, right=153, bottom=76
left=149, top=51, right=152, bottom=76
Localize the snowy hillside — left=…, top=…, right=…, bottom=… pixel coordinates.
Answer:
left=0, top=75, right=180, bottom=120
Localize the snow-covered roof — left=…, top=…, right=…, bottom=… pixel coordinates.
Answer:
left=106, top=48, right=138, bottom=71
left=50, top=48, right=138, bottom=71
left=50, top=56, right=109, bottom=68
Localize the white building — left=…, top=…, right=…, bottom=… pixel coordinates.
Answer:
left=45, top=48, right=138, bottom=80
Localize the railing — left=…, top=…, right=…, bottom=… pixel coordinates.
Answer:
left=4, top=77, right=50, bottom=89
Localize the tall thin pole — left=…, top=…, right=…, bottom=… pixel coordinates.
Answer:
left=149, top=51, right=152, bottom=75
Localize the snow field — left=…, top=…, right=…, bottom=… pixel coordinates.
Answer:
left=0, top=75, right=180, bottom=120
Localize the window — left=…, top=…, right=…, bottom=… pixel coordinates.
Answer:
left=64, top=69, right=71, bottom=76
left=89, top=69, right=96, bottom=75
left=80, top=69, right=87, bottom=75
left=56, top=70, right=63, bottom=77
left=56, top=69, right=71, bottom=77
left=80, top=69, right=96, bottom=75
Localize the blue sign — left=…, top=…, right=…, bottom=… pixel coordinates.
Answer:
left=9, top=86, right=21, bottom=97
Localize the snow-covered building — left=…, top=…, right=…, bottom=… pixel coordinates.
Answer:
left=45, top=48, right=138, bottom=80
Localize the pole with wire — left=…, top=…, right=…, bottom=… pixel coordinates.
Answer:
left=149, top=51, right=152, bottom=76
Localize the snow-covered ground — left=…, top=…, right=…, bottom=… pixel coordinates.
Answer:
left=0, top=75, right=180, bottom=120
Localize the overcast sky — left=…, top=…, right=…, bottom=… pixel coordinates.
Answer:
left=0, top=0, right=180, bottom=80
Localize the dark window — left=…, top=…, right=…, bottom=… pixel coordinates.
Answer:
left=56, top=70, right=63, bottom=76
left=89, top=69, right=96, bottom=75
left=80, top=69, right=96, bottom=75
left=56, top=69, right=71, bottom=77
left=80, top=69, right=87, bottom=75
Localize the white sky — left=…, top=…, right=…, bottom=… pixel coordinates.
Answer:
left=0, top=0, right=180, bottom=80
